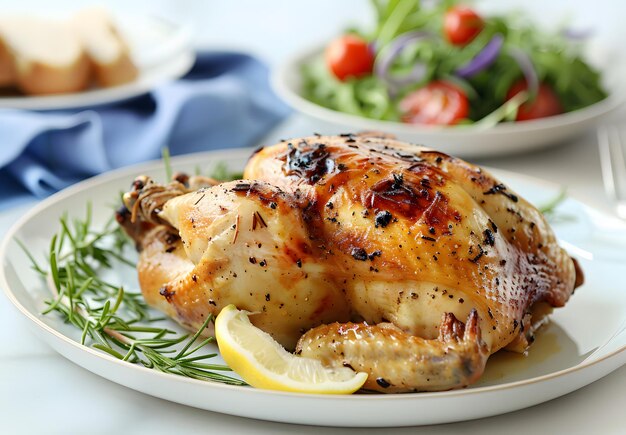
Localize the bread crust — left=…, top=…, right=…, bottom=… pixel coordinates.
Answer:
left=14, top=52, right=91, bottom=95
left=0, top=37, right=14, bottom=87
left=73, top=8, right=138, bottom=87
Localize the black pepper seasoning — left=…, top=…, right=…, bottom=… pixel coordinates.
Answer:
left=376, top=378, right=391, bottom=388
left=374, top=210, right=393, bottom=228
left=351, top=247, right=368, bottom=261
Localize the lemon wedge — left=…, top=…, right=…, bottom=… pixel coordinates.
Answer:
left=215, top=304, right=368, bottom=394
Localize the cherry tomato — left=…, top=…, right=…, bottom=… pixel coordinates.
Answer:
left=444, top=6, right=484, bottom=46
left=325, top=34, right=374, bottom=81
left=400, top=81, right=469, bottom=126
left=506, top=80, right=563, bottom=121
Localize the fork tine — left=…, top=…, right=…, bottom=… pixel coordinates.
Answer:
left=609, top=127, right=626, bottom=199
left=598, top=125, right=626, bottom=219
left=597, top=126, right=617, bottom=200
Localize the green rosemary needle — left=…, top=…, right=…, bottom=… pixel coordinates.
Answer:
left=162, top=147, right=173, bottom=181
left=538, top=188, right=567, bottom=215
left=21, top=203, right=245, bottom=386
left=210, top=161, right=244, bottom=181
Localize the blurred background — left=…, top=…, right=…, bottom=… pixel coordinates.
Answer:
left=1, top=0, right=621, bottom=64
left=4, top=0, right=617, bottom=202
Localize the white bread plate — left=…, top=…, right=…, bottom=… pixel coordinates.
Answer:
left=0, top=12, right=193, bottom=110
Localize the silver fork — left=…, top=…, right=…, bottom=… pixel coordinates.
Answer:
left=597, top=125, right=626, bottom=220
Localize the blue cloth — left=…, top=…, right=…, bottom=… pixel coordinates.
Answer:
left=0, top=52, right=290, bottom=209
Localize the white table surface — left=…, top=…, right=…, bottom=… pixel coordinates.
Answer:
left=1, top=1, right=625, bottom=434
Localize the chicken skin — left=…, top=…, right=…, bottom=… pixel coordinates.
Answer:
left=118, top=135, right=582, bottom=393
left=118, top=175, right=349, bottom=349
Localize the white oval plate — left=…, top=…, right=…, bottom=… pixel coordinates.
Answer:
left=0, top=14, right=194, bottom=110
left=273, top=45, right=626, bottom=159
left=1, top=148, right=624, bottom=428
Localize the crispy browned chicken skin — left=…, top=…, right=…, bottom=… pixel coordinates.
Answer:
left=118, top=135, right=582, bottom=393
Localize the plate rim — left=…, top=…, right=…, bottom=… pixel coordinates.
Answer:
left=272, top=43, right=626, bottom=137
left=0, top=148, right=624, bottom=406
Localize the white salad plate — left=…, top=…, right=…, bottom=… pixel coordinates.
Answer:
left=0, top=13, right=194, bottom=110
left=273, top=46, right=626, bottom=159
left=1, top=148, right=624, bottom=428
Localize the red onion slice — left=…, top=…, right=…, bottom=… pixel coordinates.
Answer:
left=374, top=31, right=431, bottom=89
left=455, top=34, right=504, bottom=78
left=508, top=47, right=539, bottom=96
left=562, top=28, right=594, bottom=41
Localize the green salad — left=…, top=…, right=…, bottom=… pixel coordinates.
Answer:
left=301, top=0, right=607, bottom=126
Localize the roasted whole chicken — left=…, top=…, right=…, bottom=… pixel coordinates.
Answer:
left=117, top=135, right=583, bottom=393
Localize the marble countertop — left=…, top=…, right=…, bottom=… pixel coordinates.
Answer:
left=1, top=1, right=625, bottom=433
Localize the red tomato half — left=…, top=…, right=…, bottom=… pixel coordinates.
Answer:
left=444, top=6, right=484, bottom=46
left=325, top=35, right=374, bottom=81
left=400, top=81, right=469, bottom=126
left=506, top=80, right=563, bottom=121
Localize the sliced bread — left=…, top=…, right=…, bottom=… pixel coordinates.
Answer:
left=71, top=7, right=138, bottom=87
left=0, top=16, right=90, bottom=95
left=0, top=36, right=14, bottom=87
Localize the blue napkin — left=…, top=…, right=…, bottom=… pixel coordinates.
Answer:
left=0, top=52, right=290, bottom=210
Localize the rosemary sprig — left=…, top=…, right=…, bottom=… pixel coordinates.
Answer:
left=538, top=188, right=567, bottom=215
left=536, top=187, right=577, bottom=225
left=210, top=161, right=244, bottom=181
left=21, top=204, right=245, bottom=386
left=162, top=147, right=172, bottom=181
